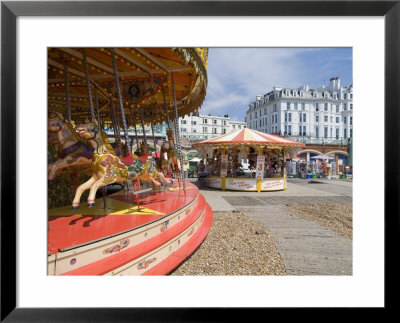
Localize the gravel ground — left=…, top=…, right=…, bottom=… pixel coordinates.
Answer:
left=169, top=211, right=287, bottom=276
left=169, top=203, right=352, bottom=276
left=284, top=203, right=353, bottom=239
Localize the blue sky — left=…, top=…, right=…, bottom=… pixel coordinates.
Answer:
left=199, top=48, right=353, bottom=121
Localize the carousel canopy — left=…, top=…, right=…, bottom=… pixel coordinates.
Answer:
left=48, top=47, right=208, bottom=125
left=311, top=154, right=333, bottom=160
left=193, top=128, right=305, bottom=148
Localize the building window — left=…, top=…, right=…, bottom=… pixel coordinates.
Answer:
left=303, top=113, right=306, bottom=122
left=232, top=124, right=235, bottom=129
left=181, top=120, right=187, bottom=124
left=203, top=118, right=208, bottom=123
left=302, top=126, right=306, bottom=136
left=344, top=116, right=347, bottom=124
left=316, top=115, right=319, bottom=122
left=324, top=127, right=328, bottom=138
left=191, top=120, right=197, bottom=125
left=316, top=103, right=319, bottom=112
left=344, top=103, right=347, bottom=111
left=213, top=119, right=217, bottom=125
left=294, top=102, right=298, bottom=110
left=259, top=119, right=262, bottom=127
left=287, top=102, right=290, bottom=110
left=299, top=113, right=302, bottom=123
left=336, top=128, right=339, bottom=139
left=288, top=125, right=292, bottom=135
left=238, top=125, right=241, bottom=129
left=223, top=129, right=226, bottom=134
left=336, top=117, right=339, bottom=123
left=324, top=115, right=328, bottom=122
left=181, top=127, right=187, bottom=132
left=265, top=117, right=267, bottom=125
left=285, top=113, right=292, bottom=122
left=344, top=129, right=347, bottom=138
left=192, top=128, right=197, bottom=133
left=350, top=128, right=353, bottom=138
left=203, top=127, right=208, bottom=133
left=302, top=103, right=305, bottom=110
left=336, top=105, right=339, bottom=113
left=316, top=127, right=319, bottom=137
left=350, top=117, right=353, bottom=125
left=350, top=103, right=353, bottom=110
left=273, top=104, right=277, bottom=112
left=330, top=116, right=333, bottom=123
left=324, top=103, right=328, bottom=111
left=213, top=128, right=217, bottom=134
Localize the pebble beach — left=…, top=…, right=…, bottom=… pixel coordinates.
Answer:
left=170, top=203, right=352, bottom=276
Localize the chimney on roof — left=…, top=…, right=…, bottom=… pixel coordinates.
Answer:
left=329, top=77, right=340, bottom=91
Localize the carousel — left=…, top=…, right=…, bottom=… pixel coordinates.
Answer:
left=47, top=47, right=212, bottom=275
left=193, top=128, right=305, bottom=192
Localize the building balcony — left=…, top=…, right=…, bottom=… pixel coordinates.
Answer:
left=281, top=132, right=350, bottom=145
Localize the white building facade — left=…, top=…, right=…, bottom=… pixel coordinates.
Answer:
left=179, top=113, right=247, bottom=141
left=245, top=77, right=353, bottom=144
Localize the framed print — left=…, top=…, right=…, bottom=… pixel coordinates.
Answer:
left=1, top=0, right=398, bottom=320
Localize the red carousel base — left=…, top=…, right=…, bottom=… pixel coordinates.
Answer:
left=47, top=180, right=213, bottom=276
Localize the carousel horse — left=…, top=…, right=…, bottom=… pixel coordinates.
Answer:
left=165, top=128, right=181, bottom=173
left=158, top=142, right=171, bottom=175
left=47, top=113, right=94, bottom=181
left=71, top=121, right=173, bottom=209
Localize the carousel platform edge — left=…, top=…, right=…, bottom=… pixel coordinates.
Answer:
left=48, top=185, right=213, bottom=276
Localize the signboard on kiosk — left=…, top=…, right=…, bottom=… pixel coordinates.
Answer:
left=255, top=155, right=265, bottom=179
left=220, top=155, right=228, bottom=177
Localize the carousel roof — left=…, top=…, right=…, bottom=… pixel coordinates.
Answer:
left=193, top=128, right=305, bottom=147
left=48, top=47, right=208, bottom=125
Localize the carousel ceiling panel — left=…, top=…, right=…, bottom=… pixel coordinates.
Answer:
left=48, top=47, right=208, bottom=125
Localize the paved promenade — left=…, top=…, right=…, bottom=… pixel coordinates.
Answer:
left=191, top=177, right=353, bottom=275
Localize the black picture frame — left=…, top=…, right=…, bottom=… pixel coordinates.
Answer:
left=1, top=1, right=398, bottom=321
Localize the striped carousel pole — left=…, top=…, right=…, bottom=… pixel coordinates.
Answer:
left=109, top=98, right=121, bottom=148
left=162, top=86, right=171, bottom=128
left=171, top=73, right=185, bottom=190
left=132, top=108, right=140, bottom=153
left=82, top=49, right=96, bottom=122
left=151, top=123, right=157, bottom=152
left=94, top=86, right=101, bottom=128
left=63, top=65, right=71, bottom=123
left=64, top=64, right=77, bottom=193
left=139, top=106, right=147, bottom=153
left=110, top=48, right=131, bottom=155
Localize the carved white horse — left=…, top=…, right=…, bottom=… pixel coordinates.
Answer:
left=71, top=121, right=174, bottom=209
left=47, top=113, right=93, bottom=181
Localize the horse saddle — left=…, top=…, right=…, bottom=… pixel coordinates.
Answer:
left=120, top=154, right=147, bottom=166
left=120, top=154, right=135, bottom=166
